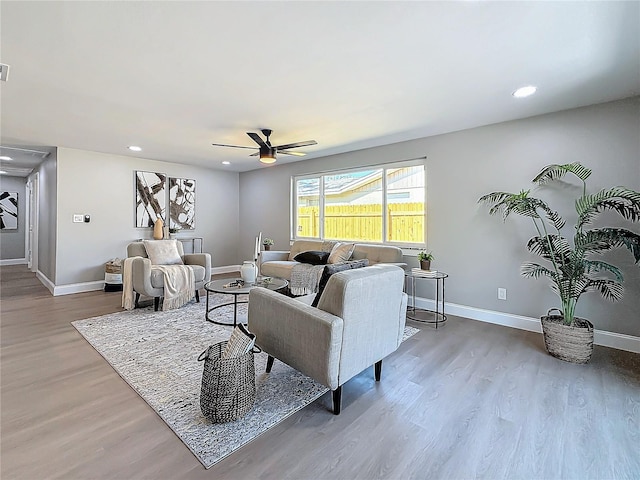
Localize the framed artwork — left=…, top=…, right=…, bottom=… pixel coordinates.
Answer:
left=169, top=177, right=196, bottom=230
left=135, top=171, right=166, bottom=227
left=0, top=191, right=18, bottom=230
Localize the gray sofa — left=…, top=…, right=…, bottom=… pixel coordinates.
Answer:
left=259, top=239, right=406, bottom=280
left=248, top=264, right=408, bottom=414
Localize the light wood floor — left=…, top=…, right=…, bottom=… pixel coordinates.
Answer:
left=1, top=265, right=639, bottom=479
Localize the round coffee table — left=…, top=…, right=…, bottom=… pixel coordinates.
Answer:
left=204, top=277, right=288, bottom=326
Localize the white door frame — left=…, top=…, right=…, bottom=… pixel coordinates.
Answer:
left=26, top=172, right=39, bottom=272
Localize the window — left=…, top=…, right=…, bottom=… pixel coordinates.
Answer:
left=292, top=162, right=425, bottom=246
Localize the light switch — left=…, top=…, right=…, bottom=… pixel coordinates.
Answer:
left=73, top=214, right=84, bottom=223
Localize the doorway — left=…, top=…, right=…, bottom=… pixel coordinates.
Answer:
left=26, top=172, right=39, bottom=272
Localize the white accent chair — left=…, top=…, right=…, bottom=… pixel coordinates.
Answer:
left=248, top=264, right=408, bottom=414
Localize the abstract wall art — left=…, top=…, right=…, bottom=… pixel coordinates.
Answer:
left=169, top=177, right=196, bottom=230
left=135, top=171, right=166, bottom=228
left=0, top=191, right=18, bottom=230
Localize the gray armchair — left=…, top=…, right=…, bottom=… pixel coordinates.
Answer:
left=248, top=264, right=408, bottom=414
left=126, top=241, right=211, bottom=311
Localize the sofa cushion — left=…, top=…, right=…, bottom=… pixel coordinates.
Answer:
left=150, top=264, right=204, bottom=288
left=351, top=244, right=404, bottom=264
left=288, top=240, right=335, bottom=261
left=311, top=259, right=369, bottom=307
left=143, top=240, right=184, bottom=265
left=293, top=250, right=330, bottom=266
left=259, top=260, right=297, bottom=280
left=327, top=242, right=355, bottom=264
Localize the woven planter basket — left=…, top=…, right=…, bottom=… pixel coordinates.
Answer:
left=198, top=341, right=256, bottom=423
left=541, top=308, right=594, bottom=364
left=105, top=262, right=121, bottom=274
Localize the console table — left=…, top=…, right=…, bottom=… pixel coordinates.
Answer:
left=405, top=270, right=448, bottom=328
left=176, top=237, right=203, bottom=254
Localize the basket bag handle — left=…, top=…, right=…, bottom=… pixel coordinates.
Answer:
left=546, top=308, right=563, bottom=317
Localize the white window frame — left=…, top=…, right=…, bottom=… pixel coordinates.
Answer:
left=291, top=159, right=426, bottom=248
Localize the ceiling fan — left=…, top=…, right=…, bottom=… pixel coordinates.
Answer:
left=212, top=129, right=317, bottom=164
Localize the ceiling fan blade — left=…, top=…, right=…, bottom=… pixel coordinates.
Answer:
left=247, top=132, right=269, bottom=148
left=274, top=140, right=317, bottom=150
left=249, top=151, right=259, bottom=156
left=278, top=151, right=306, bottom=157
left=211, top=143, right=257, bottom=150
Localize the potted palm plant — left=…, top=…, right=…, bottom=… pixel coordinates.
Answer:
left=479, top=162, right=640, bottom=363
left=417, top=251, right=434, bottom=270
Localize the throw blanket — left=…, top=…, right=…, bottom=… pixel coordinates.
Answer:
left=289, top=263, right=325, bottom=296
left=122, top=257, right=136, bottom=310
left=154, top=265, right=195, bottom=311
left=122, top=258, right=195, bottom=311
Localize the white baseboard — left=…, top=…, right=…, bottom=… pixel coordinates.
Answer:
left=47, top=265, right=242, bottom=296
left=36, top=265, right=638, bottom=353
left=54, top=281, right=105, bottom=296
left=36, top=270, right=55, bottom=295
left=211, top=265, right=241, bottom=275
left=36, top=271, right=105, bottom=296
left=0, top=258, right=27, bottom=266
left=413, top=297, right=640, bottom=354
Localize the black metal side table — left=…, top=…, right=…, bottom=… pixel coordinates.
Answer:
left=405, top=270, right=448, bottom=328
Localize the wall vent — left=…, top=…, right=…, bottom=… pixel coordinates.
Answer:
left=0, top=146, right=50, bottom=159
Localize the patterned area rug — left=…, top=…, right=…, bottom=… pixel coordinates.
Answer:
left=72, top=295, right=419, bottom=469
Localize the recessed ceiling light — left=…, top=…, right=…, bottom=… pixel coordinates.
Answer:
left=0, top=156, right=12, bottom=161
left=0, top=170, right=7, bottom=175
left=128, top=145, right=142, bottom=152
left=222, top=161, right=231, bottom=165
left=513, top=85, right=537, bottom=98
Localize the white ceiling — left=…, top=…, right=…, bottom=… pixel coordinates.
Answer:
left=1, top=1, right=639, bottom=175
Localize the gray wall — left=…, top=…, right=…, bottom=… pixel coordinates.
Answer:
left=55, top=147, right=240, bottom=285
left=239, top=97, right=640, bottom=336
left=36, top=151, right=58, bottom=282
left=0, top=175, right=26, bottom=260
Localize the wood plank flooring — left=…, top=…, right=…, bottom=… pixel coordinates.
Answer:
left=1, top=265, right=639, bottom=479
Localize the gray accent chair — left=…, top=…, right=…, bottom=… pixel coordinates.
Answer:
left=126, top=241, right=211, bottom=311
left=248, top=264, right=408, bottom=414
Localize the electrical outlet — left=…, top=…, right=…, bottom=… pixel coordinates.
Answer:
left=73, top=214, right=84, bottom=223
left=498, top=288, right=507, bottom=300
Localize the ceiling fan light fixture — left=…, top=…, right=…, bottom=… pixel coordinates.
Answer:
left=259, top=151, right=277, bottom=164
left=212, top=129, right=317, bottom=165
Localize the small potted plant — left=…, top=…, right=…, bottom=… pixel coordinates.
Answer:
left=263, top=238, right=274, bottom=251
left=169, top=227, right=180, bottom=239
left=417, top=251, right=434, bottom=270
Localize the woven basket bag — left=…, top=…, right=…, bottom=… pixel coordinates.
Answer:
left=198, top=341, right=256, bottom=423
left=541, top=308, right=594, bottom=364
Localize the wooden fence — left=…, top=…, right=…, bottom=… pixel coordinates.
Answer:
left=297, top=202, right=424, bottom=243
